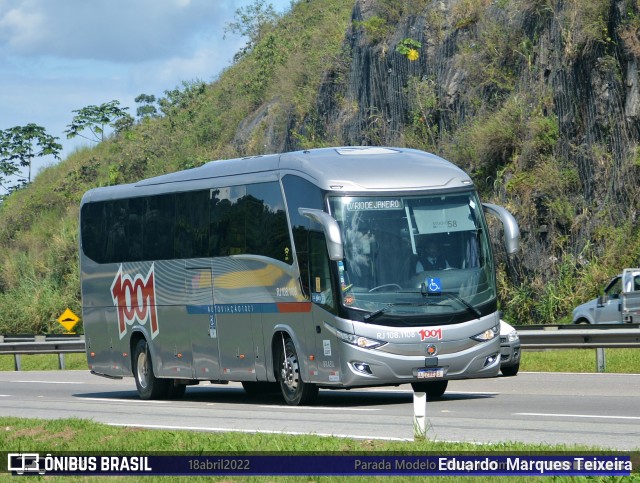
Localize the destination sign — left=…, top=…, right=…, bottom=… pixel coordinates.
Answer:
left=346, top=199, right=403, bottom=211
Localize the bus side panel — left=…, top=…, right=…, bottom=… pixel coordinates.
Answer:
left=148, top=261, right=193, bottom=378
left=251, top=312, right=268, bottom=380
left=186, top=266, right=221, bottom=381
left=309, top=304, right=342, bottom=385
left=153, top=304, right=193, bottom=378
left=81, top=259, right=129, bottom=377
left=262, top=307, right=316, bottom=384
left=214, top=310, right=256, bottom=381
left=212, top=255, right=302, bottom=382
left=83, top=305, right=114, bottom=376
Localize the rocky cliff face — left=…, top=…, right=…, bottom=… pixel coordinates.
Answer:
left=291, top=0, right=640, bottom=322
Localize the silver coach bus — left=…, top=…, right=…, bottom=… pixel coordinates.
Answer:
left=80, top=146, right=519, bottom=405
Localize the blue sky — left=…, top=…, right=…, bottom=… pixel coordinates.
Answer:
left=0, top=0, right=294, bottom=182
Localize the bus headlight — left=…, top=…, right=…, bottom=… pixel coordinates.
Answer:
left=335, top=328, right=387, bottom=349
left=471, top=324, right=499, bottom=342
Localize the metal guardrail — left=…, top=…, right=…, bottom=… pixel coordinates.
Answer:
left=513, top=323, right=640, bottom=372
left=0, top=325, right=638, bottom=371
left=0, top=334, right=85, bottom=370
left=514, top=323, right=640, bottom=349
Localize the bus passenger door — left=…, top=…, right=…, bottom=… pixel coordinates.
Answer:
left=186, top=265, right=221, bottom=380
left=308, top=231, right=340, bottom=384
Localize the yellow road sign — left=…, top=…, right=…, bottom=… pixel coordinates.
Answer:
left=57, top=308, right=80, bottom=332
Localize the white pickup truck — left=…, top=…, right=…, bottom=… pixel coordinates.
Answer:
left=572, top=268, right=640, bottom=324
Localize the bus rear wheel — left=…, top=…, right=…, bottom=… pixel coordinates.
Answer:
left=133, top=339, right=170, bottom=400
left=277, top=336, right=318, bottom=406
left=411, top=380, right=448, bottom=400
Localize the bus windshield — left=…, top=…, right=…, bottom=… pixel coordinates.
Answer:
left=329, top=191, right=495, bottom=322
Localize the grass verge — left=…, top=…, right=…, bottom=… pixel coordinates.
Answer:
left=519, top=348, right=640, bottom=373
left=1, top=417, right=634, bottom=482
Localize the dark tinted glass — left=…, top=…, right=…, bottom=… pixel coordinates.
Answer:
left=281, top=175, right=325, bottom=296
left=80, top=202, right=106, bottom=262
left=246, top=183, right=290, bottom=263
left=175, top=190, right=210, bottom=258
left=143, top=194, right=174, bottom=260
left=81, top=183, right=292, bottom=264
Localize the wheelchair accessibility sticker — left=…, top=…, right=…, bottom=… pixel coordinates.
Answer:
left=426, top=277, right=442, bottom=293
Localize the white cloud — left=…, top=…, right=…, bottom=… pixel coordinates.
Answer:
left=0, top=4, right=46, bottom=51
left=0, top=0, right=240, bottom=62
left=0, top=0, right=295, bottom=179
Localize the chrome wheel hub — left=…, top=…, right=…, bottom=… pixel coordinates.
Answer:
left=281, top=354, right=299, bottom=391
left=137, top=352, right=149, bottom=389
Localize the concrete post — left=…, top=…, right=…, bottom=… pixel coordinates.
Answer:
left=413, top=391, right=427, bottom=440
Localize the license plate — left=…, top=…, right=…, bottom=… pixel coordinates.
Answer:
left=417, top=368, right=444, bottom=379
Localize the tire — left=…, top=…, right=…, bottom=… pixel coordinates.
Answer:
left=133, top=339, right=170, bottom=400
left=241, top=381, right=280, bottom=396
left=575, top=319, right=590, bottom=325
left=276, top=336, right=318, bottom=406
left=411, top=380, right=448, bottom=400
left=501, top=363, right=520, bottom=377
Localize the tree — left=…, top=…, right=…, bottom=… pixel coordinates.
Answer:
left=135, top=94, right=158, bottom=119
left=224, top=0, right=279, bottom=59
left=0, top=124, right=62, bottom=192
left=158, top=80, right=207, bottom=117
left=65, top=100, right=130, bottom=143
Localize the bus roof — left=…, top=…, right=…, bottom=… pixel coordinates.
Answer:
left=82, top=147, right=473, bottom=203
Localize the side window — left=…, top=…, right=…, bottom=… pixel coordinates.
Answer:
left=309, top=231, right=336, bottom=313
left=143, top=194, right=174, bottom=260
left=82, top=198, right=143, bottom=264
left=210, top=182, right=291, bottom=262
left=80, top=202, right=106, bottom=263
left=282, top=175, right=325, bottom=297
left=210, top=186, right=247, bottom=256
left=82, top=186, right=288, bottom=264
left=606, top=277, right=623, bottom=299
left=105, top=198, right=143, bottom=263
left=246, top=182, right=291, bottom=264
left=175, top=190, right=210, bottom=258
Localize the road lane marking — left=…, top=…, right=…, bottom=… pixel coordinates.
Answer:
left=355, top=389, right=499, bottom=396
left=258, top=405, right=379, bottom=411
left=517, top=412, right=640, bottom=421
left=80, top=397, right=171, bottom=404
left=107, top=422, right=410, bottom=441
left=9, top=380, right=84, bottom=384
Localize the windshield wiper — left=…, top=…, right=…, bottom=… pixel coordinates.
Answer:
left=363, top=301, right=438, bottom=321
left=363, top=303, right=394, bottom=321
left=438, top=291, right=482, bottom=318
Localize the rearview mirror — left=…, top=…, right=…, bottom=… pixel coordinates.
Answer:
left=482, top=203, right=520, bottom=255
left=298, top=208, right=344, bottom=261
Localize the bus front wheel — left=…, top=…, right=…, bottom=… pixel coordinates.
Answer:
left=133, top=339, right=170, bottom=400
left=411, top=380, right=448, bottom=400
left=277, top=336, right=318, bottom=406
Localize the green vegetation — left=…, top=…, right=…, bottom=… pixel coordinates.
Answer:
left=0, top=353, right=87, bottom=371
left=0, top=416, right=598, bottom=453
left=1, top=421, right=636, bottom=482
left=0, top=0, right=353, bottom=335
left=395, top=38, right=421, bottom=61
left=0, top=124, right=62, bottom=192
left=65, top=100, right=132, bottom=144
left=520, top=348, right=640, bottom=374
left=1, top=0, right=640, bottom=335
